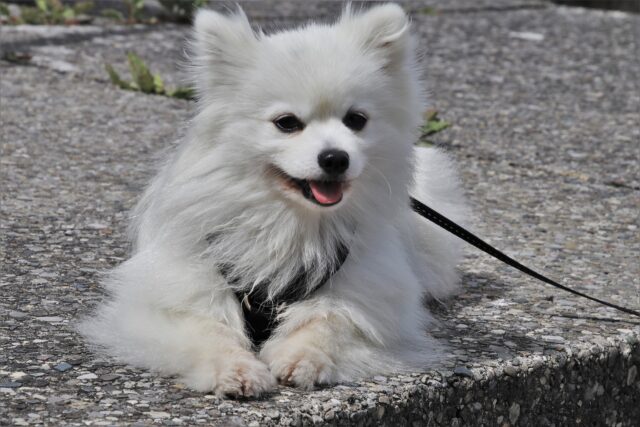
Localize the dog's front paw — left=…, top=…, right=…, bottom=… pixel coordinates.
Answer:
left=264, top=345, right=335, bottom=390
left=182, top=352, right=276, bottom=397
left=216, top=353, right=276, bottom=398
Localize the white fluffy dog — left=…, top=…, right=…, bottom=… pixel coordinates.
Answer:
left=81, top=3, right=467, bottom=397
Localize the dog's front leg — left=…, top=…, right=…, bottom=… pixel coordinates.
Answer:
left=171, top=315, right=277, bottom=397
left=82, top=253, right=277, bottom=397
left=259, top=306, right=387, bottom=389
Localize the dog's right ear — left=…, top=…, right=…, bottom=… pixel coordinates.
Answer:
left=190, top=7, right=257, bottom=100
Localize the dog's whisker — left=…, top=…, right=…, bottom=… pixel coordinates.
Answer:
left=367, top=164, right=393, bottom=197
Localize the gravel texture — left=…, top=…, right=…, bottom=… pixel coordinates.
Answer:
left=1, top=1, right=639, bottom=426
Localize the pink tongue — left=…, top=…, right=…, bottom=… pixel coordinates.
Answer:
left=309, top=181, right=343, bottom=205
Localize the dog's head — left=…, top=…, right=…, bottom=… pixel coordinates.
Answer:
left=190, top=4, right=424, bottom=212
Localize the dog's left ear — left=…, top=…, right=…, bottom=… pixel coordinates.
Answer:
left=339, top=3, right=412, bottom=70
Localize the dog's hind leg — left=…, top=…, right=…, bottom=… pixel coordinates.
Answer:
left=407, top=146, right=470, bottom=299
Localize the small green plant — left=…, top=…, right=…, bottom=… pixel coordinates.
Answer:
left=417, top=109, right=451, bottom=146
left=158, top=0, right=206, bottom=22
left=2, top=51, right=33, bottom=65
left=420, top=6, right=439, bottom=15
left=106, top=52, right=195, bottom=100
left=123, top=0, right=144, bottom=23
left=0, top=3, right=10, bottom=20
left=5, top=0, right=93, bottom=25
left=101, top=0, right=145, bottom=24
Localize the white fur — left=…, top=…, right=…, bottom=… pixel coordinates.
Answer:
left=80, top=3, right=468, bottom=396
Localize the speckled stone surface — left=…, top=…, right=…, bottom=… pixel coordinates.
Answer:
left=1, top=1, right=639, bottom=426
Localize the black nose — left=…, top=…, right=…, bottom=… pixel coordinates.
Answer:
left=318, top=149, right=349, bottom=175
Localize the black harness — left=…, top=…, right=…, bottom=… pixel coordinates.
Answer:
left=219, top=243, right=349, bottom=347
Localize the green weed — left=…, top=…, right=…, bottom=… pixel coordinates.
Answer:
left=417, top=109, right=451, bottom=146
left=106, top=52, right=195, bottom=100
left=420, top=6, right=439, bottom=15
left=0, top=0, right=93, bottom=25
left=158, top=0, right=206, bottom=22
left=100, top=0, right=143, bottom=24
left=2, top=51, right=33, bottom=65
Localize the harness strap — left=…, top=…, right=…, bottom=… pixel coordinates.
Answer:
left=222, top=243, right=350, bottom=347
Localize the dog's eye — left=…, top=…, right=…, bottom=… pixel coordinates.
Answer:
left=342, top=111, right=368, bottom=131
left=273, top=114, right=305, bottom=133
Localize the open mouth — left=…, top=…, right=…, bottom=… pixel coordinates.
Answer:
left=291, top=177, right=344, bottom=206
left=269, top=166, right=346, bottom=207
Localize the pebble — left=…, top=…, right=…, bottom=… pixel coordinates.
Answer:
left=67, top=356, right=85, bottom=365
left=627, top=365, right=637, bottom=386
left=266, top=410, right=280, bottom=419
left=541, top=335, right=565, bottom=344
left=8, top=311, right=28, bottom=319
left=148, top=411, right=170, bottom=419
left=54, top=362, right=73, bottom=372
left=509, top=402, right=521, bottom=424
left=9, top=372, right=28, bottom=380
left=0, top=381, right=22, bottom=388
left=218, top=403, right=234, bottom=412
left=503, top=366, right=518, bottom=377
left=35, top=316, right=64, bottom=322
left=100, top=374, right=121, bottom=381
left=453, top=367, right=475, bottom=379
left=77, top=373, right=98, bottom=380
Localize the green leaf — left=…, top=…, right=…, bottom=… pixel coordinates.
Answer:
left=421, top=110, right=450, bottom=137
left=153, top=73, right=165, bottom=94
left=420, top=6, right=438, bottom=15
left=127, top=52, right=155, bottom=93
left=20, top=7, right=45, bottom=24
left=167, top=86, right=195, bottom=100
left=105, top=63, right=131, bottom=90
left=49, top=0, right=64, bottom=11
left=35, top=0, right=48, bottom=13
left=0, top=3, right=10, bottom=17
left=422, top=119, right=450, bottom=136
left=62, top=8, right=75, bottom=21
left=2, top=51, right=33, bottom=64
left=101, top=8, right=124, bottom=21
left=74, top=1, right=93, bottom=14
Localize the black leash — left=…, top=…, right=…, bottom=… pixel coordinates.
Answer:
left=410, top=197, right=640, bottom=318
